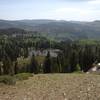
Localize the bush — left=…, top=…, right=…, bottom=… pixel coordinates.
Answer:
left=14, top=73, right=33, bottom=81
left=0, top=75, right=16, bottom=85
left=0, top=73, right=33, bottom=85
left=75, top=64, right=81, bottom=72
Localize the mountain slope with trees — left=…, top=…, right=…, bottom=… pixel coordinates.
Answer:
left=0, top=20, right=100, bottom=40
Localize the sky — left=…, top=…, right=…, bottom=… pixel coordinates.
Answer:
left=0, top=0, right=100, bottom=21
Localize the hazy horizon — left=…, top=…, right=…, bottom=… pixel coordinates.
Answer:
left=0, top=18, right=99, bottom=22
left=0, top=0, right=100, bottom=21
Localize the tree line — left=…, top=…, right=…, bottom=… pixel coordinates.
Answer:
left=0, top=36, right=100, bottom=75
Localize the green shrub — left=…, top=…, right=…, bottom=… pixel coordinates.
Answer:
left=0, top=73, right=33, bottom=85
left=14, top=73, right=33, bottom=81
left=0, top=75, right=16, bottom=85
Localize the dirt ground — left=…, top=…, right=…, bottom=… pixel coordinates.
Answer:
left=0, top=74, right=100, bottom=100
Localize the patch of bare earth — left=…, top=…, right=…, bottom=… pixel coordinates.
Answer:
left=0, top=74, right=100, bottom=100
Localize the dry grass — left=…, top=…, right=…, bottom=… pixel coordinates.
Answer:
left=17, top=56, right=45, bottom=67
left=17, top=57, right=30, bottom=67
left=35, top=56, right=45, bottom=65
left=0, top=74, right=100, bottom=100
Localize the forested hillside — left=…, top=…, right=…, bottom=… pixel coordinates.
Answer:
left=0, top=20, right=100, bottom=40
left=0, top=35, right=100, bottom=76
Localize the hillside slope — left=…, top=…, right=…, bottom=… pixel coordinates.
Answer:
left=0, top=74, right=100, bottom=100
left=0, top=20, right=100, bottom=39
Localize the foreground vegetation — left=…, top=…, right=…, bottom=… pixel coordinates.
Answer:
left=0, top=73, right=32, bottom=85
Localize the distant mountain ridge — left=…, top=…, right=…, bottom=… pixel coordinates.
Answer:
left=0, top=19, right=100, bottom=40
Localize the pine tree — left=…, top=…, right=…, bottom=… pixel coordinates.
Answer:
left=23, top=48, right=29, bottom=58
left=14, top=61, right=18, bottom=74
left=3, top=56, right=13, bottom=75
left=0, top=62, right=3, bottom=75
left=70, top=51, right=78, bottom=72
left=43, top=51, right=52, bottom=73
left=75, top=64, right=81, bottom=72
left=30, top=54, right=38, bottom=74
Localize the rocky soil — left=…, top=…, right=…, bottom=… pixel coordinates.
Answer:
left=0, top=74, right=100, bottom=100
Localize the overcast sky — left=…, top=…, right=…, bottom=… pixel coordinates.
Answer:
left=0, top=0, right=100, bottom=21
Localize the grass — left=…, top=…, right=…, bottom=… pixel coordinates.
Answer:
left=17, top=57, right=30, bottom=67
left=17, top=56, right=45, bottom=67
left=0, top=75, right=16, bottom=85
left=35, top=56, right=45, bottom=64
left=14, top=73, right=33, bottom=81
left=0, top=73, right=33, bottom=85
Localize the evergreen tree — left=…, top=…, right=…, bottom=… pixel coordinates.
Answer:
left=3, top=56, right=13, bottom=75
left=57, top=56, right=62, bottom=73
left=30, top=54, right=38, bottom=74
left=0, top=62, right=3, bottom=75
left=43, top=51, right=52, bottom=73
left=14, top=61, right=18, bottom=74
left=75, top=64, right=81, bottom=72
left=23, top=48, right=29, bottom=58
left=70, top=51, right=78, bottom=72
left=52, top=58, right=59, bottom=73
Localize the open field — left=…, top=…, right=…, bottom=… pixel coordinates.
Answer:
left=0, top=74, right=100, bottom=100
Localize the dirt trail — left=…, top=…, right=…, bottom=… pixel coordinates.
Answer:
left=0, top=74, right=100, bottom=100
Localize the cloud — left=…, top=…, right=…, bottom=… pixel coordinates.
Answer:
left=88, top=0, right=100, bottom=4
left=50, top=0, right=100, bottom=21
left=0, top=0, right=100, bottom=21
left=54, top=7, right=90, bottom=16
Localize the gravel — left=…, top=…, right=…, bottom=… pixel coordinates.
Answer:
left=0, top=74, right=100, bottom=100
